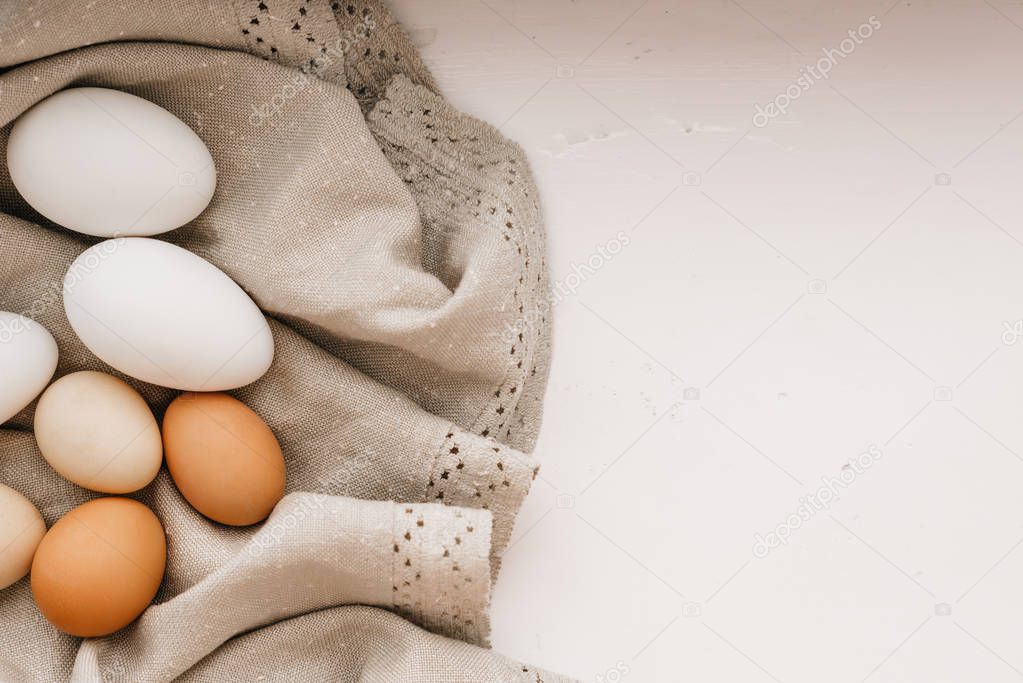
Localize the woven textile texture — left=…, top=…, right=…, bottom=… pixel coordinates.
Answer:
left=0, top=0, right=565, bottom=680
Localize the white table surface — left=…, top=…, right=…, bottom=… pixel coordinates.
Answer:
left=389, top=1, right=1023, bottom=680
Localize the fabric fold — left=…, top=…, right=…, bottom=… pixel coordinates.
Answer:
left=174, top=606, right=575, bottom=682
left=0, top=0, right=560, bottom=680
left=71, top=494, right=494, bottom=682
left=366, top=74, right=554, bottom=452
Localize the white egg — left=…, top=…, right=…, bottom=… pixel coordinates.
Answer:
left=0, top=483, right=46, bottom=590
left=34, top=371, right=163, bottom=494
left=0, top=312, right=58, bottom=425
left=7, top=87, right=215, bottom=237
left=63, top=238, right=274, bottom=391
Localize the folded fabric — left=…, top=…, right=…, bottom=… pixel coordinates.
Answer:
left=179, top=606, right=574, bottom=682
left=72, top=494, right=496, bottom=681
left=0, top=0, right=562, bottom=680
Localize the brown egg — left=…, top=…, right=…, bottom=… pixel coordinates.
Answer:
left=31, top=497, right=166, bottom=637
left=162, top=392, right=285, bottom=526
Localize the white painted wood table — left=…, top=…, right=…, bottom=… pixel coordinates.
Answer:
left=390, top=2, right=1023, bottom=680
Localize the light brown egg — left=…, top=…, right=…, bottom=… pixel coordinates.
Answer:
left=31, top=497, right=166, bottom=637
left=162, top=392, right=285, bottom=526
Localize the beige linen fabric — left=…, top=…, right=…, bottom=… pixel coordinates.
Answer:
left=174, top=606, right=574, bottom=683
left=0, top=0, right=561, bottom=681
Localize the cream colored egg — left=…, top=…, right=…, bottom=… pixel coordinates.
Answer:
left=34, top=371, right=162, bottom=493
left=0, top=484, right=46, bottom=590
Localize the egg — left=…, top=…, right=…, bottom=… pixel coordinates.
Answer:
left=7, top=87, right=215, bottom=237
left=162, top=392, right=285, bottom=526
left=63, top=238, right=274, bottom=391
left=0, top=484, right=47, bottom=590
left=0, top=312, right=58, bottom=425
left=34, top=371, right=162, bottom=494
left=31, top=497, right=166, bottom=637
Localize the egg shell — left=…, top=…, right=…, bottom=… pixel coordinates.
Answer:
left=7, top=87, right=215, bottom=237
left=31, top=497, right=166, bottom=637
left=0, top=484, right=47, bottom=590
left=162, top=392, right=285, bottom=526
left=63, top=238, right=274, bottom=391
left=0, top=312, right=58, bottom=426
left=34, top=371, right=162, bottom=494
